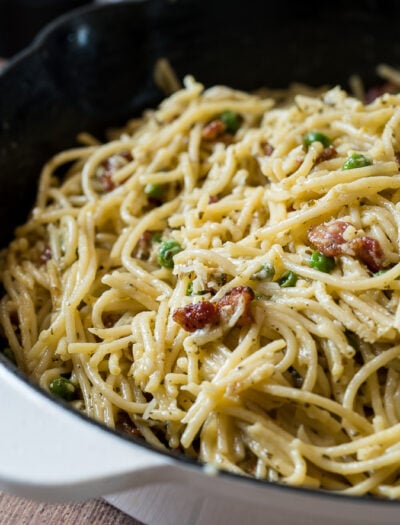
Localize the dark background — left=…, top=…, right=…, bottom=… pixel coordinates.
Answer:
left=0, top=0, right=93, bottom=57
left=1, top=0, right=400, bottom=244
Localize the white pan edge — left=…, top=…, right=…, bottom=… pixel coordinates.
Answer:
left=1, top=362, right=399, bottom=525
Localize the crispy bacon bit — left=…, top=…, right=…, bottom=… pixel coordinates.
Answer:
left=104, top=151, right=133, bottom=168
left=115, top=413, right=141, bottom=438
left=209, top=195, right=219, bottom=204
left=219, top=135, right=234, bottom=145
left=316, top=145, right=337, bottom=164
left=308, top=220, right=385, bottom=272
left=202, top=119, right=226, bottom=141
left=350, top=236, right=384, bottom=273
left=134, top=231, right=152, bottom=260
left=39, top=246, right=52, bottom=264
left=172, top=301, right=220, bottom=332
left=102, top=313, right=121, bottom=328
left=98, top=151, right=133, bottom=192
left=99, top=172, right=116, bottom=192
left=119, top=151, right=133, bottom=162
left=217, top=286, right=255, bottom=326
left=365, top=82, right=398, bottom=104
left=261, top=142, right=274, bottom=156
left=308, top=221, right=350, bottom=257
left=173, top=285, right=255, bottom=332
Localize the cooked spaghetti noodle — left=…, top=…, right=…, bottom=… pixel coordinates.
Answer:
left=3, top=72, right=400, bottom=497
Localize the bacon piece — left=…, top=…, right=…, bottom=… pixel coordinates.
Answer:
left=102, top=313, right=121, bottom=328
left=308, top=221, right=350, bottom=257
left=172, top=301, right=220, bottom=332
left=39, top=246, right=52, bottom=264
left=134, top=231, right=152, bottom=260
left=104, top=151, right=133, bottom=169
left=119, top=151, right=133, bottom=162
left=365, top=82, right=398, bottom=103
left=218, top=134, right=235, bottom=145
left=173, top=286, right=255, bottom=332
left=208, top=195, right=219, bottom=204
left=202, top=119, right=226, bottom=141
left=350, top=236, right=384, bottom=273
left=98, top=151, right=133, bottom=192
left=99, top=172, right=116, bottom=192
left=115, top=413, right=141, bottom=439
left=308, top=220, right=385, bottom=272
left=316, top=145, right=337, bottom=164
left=217, top=286, right=255, bottom=326
left=261, top=142, right=274, bottom=156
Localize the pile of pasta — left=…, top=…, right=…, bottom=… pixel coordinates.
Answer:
left=3, top=70, right=400, bottom=497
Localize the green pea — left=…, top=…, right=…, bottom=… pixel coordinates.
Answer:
left=151, top=232, right=162, bottom=244
left=2, top=347, right=16, bottom=364
left=278, top=271, right=298, bottom=288
left=342, top=153, right=372, bottom=170
left=303, top=131, right=331, bottom=149
left=374, top=268, right=399, bottom=280
left=309, top=251, right=335, bottom=273
left=219, top=110, right=242, bottom=134
left=157, top=240, right=182, bottom=269
left=144, top=183, right=166, bottom=199
left=251, top=263, right=275, bottom=281
left=186, top=282, right=208, bottom=296
left=49, top=376, right=76, bottom=401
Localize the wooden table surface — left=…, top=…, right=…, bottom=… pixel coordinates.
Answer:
left=0, top=492, right=144, bottom=524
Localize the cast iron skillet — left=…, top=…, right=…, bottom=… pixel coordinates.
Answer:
left=2, top=0, right=400, bottom=244
left=2, top=0, right=400, bottom=508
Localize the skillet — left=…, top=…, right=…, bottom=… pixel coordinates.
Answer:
left=2, top=1, right=400, bottom=523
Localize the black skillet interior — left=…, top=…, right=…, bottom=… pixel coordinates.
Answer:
left=1, top=0, right=400, bottom=245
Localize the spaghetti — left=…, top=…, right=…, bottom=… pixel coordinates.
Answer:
left=3, top=71, right=400, bottom=497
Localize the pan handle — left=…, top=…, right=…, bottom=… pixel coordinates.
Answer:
left=0, top=362, right=178, bottom=502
